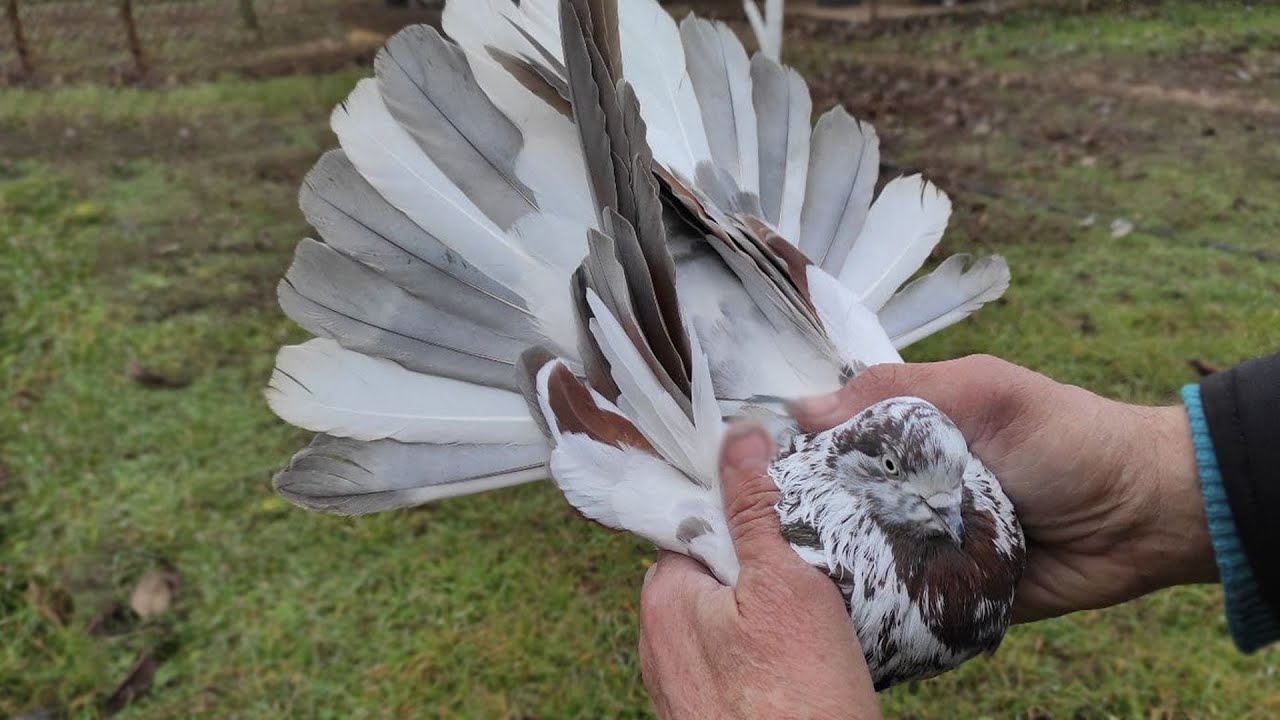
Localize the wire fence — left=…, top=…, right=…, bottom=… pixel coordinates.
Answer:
left=0, top=0, right=440, bottom=85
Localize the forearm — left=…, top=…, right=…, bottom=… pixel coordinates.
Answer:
left=1127, top=404, right=1217, bottom=592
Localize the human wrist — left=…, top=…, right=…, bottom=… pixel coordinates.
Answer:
left=1127, top=404, right=1218, bottom=592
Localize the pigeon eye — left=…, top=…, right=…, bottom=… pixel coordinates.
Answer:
left=881, top=453, right=900, bottom=476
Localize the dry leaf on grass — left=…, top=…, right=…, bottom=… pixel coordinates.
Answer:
left=104, top=648, right=157, bottom=715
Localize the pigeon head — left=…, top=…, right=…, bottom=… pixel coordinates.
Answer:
left=827, top=397, right=970, bottom=545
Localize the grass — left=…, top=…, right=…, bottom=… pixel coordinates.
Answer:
left=860, top=0, right=1280, bottom=74
left=3, top=2, right=1280, bottom=718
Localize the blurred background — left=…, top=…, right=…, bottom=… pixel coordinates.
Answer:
left=1, top=0, right=1277, bottom=717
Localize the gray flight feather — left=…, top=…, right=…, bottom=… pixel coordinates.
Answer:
left=619, top=84, right=692, bottom=388
left=300, top=150, right=533, bottom=337
left=691, top=163, right=820, bottom=334
left=750, top=54, right=811, bottom=241
left=680, top=16, right=758, bottom=194
left=878, top=254, right=1011, bottom=349
left=275, top=434, right=549, bottom=515
left=486, top=46, right=572, bottom=115
left=604, top=208, right=691, bottom=393
left=570, top=266, right=622, bottom=401
left=279, top=239, right=533, bottom=391
left=505, top=17, right=570, bottom=81
left=562, top=1, right=692, bottom=401
left=580, top=227, right=694, bottom=417
left=375, top=25, right=537, bottom=228
left=576, top=0, right=622, bottom=78
left=799, top=107, right=880, bottom=273
left=561, top=0, right=621, bottom=216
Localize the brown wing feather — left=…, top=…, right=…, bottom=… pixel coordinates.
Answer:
left=545, top=362, right=657, bottom=454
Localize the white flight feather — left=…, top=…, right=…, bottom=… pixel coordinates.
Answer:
left=837, top=175, right=952, bottom=311
left=535, top=359, right=565, bottom=439
left=511, top=214, right=591, bottom=355
left=585, top=290, right=702, bottom=480
left=550, top=433, right=739, bottom=584
left=618, top=0, right=713, bottom=181
left=749, top=54, right=811, bottom=242
left=267, top=339, right=542, bottom=444
left=806, top=266, right=903, bottom=368
left=766, top=0, right=785, bottom=60
left=442, top=0, right=546, bottom=65
left=466, top=50, right=596, bottom=227
left=800, top=108, right=880, bottom=273
left=688, top=316, right=724, bottom=485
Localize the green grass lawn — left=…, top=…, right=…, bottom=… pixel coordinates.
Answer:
left=3, top=3, right=1279, bottom=717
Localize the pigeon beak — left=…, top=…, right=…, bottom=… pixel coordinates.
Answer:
left=938, top=504, right=965, bottom=546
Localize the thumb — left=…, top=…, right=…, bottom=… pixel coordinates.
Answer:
left=719, top=423, right=804, bottom=573
left=789, top=362, right=928, bottom=433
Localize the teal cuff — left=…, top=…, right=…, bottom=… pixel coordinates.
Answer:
left=1182, top=384, right=1280, bottom=653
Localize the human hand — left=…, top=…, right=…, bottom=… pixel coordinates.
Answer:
left=638, top=426, right=882, bottom=720
left=791, top=355, right=1217, bottom=623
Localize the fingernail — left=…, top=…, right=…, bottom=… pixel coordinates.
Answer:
left=725, top=424, right=772, bottom=469
left=644, top=558, right=658, bottom=584
left=787, top=393, right=841, bottom=419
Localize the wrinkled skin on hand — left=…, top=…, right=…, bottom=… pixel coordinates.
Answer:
left=639, top=426, right=883, bottom=720
left=792, top=354, right=1218, bottom=623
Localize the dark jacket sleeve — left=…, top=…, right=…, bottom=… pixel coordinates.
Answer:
left=1200, top=352, right=1280, bottom=623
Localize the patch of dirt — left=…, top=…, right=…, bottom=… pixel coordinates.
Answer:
left=793, top=5, right=1280, bottom=123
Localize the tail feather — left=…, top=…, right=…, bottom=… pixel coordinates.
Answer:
left=837, top=175, right=952, bottom=311
left=375, top=25, right=538, bottom=227
left=300, top=150, right=529, bottom=319
left=878, top=254, right=1011, bottom=350
left=799, top=107, right=880, bottom=273
left=279, top=239, right=532, bottom=390
left=681, top=17, right=759, bottom=195
left=751, top=54, right=810, bottom=241
left=266, top=0, right=1007, bottom=519
left=274, top=434, right=548, bottom=515
left=266, top=338, right=542, bottom=444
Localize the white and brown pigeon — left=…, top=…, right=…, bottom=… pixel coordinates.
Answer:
left=265, top=0, right=1024, bottom=690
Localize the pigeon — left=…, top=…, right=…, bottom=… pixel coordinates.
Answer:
left=265, top=0, right=1024, bottom=690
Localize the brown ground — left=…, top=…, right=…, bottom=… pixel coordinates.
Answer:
left=4, top=0, right=1277, bottom=208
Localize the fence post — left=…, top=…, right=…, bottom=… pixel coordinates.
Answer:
left=238, top=0, right=262, bottom=36
left=5, top=0, right=32, bottom=78
left=120, top=0, right=147, bottom=75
